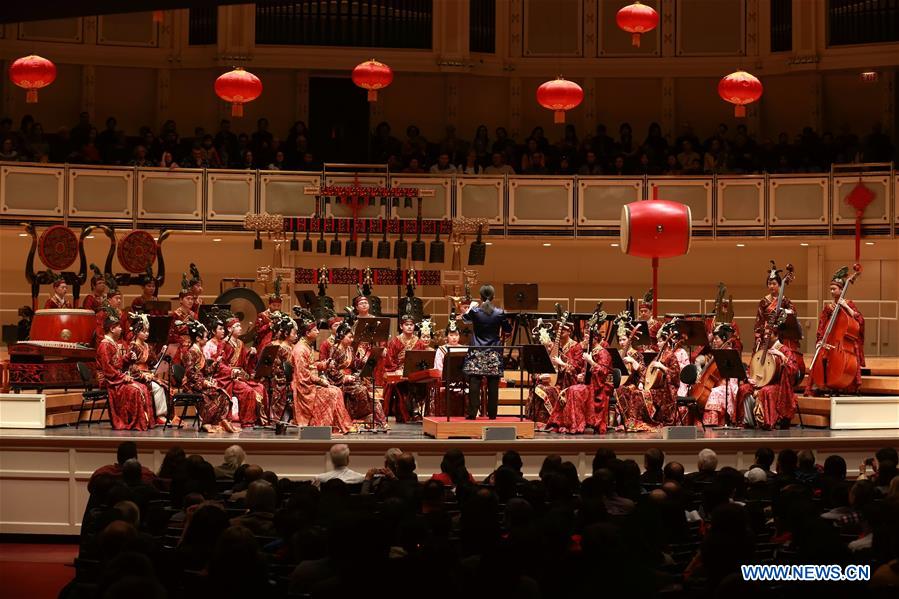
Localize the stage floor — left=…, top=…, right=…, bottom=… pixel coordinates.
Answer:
left=1, top=420, right=897, bottom=444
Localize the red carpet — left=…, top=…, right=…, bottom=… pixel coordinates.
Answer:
left=0, top=543, right=77, bottom=599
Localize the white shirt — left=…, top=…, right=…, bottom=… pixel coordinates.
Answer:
left=434, top=344, right=466, bottom=373
left=314, top=466, right=364, bottom=487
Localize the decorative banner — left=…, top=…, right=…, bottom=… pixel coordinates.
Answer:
left=284, top=217, right=451, bottom=235
left=295, top=267, right=442, bottom=286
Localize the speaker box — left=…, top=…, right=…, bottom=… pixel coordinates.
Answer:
left=663, top=426, right=697, bottom=440
left=299, top=426, right=332, bottom=440
left=483, top=426, right=517, bottom=441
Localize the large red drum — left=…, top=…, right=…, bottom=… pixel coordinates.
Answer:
left=29, top=309, right=96, bottom=344
left=620, top=200, right=692, bottom=258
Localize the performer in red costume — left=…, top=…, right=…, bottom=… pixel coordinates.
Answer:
left=811, top=267, right=866, bottom=393
left=130, top=269, right=158, bottom=313
left=82, top=264, right=108, bottom=312
left=96, top=314, right=155, bottom=431
left=179, top=320, right=235, bottom=433
left=382, top=313, right=431, bottom=423
left=252, top=275, right=284, bottom=364
left=753, top=322, right=800, bottom=429
left=44, top=275, right=72, bottom=309
left=212, top=317, right=266, bottom=427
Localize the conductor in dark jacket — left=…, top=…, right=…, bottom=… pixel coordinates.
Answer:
left=461, top=285, right=512, bottom=419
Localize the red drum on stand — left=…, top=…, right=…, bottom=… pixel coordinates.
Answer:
left=620, top=200, right=692, bottom=258
left=29, top=309, right=96, bottom=344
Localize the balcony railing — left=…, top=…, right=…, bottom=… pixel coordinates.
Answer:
left=0, top=162, right=896, bottom=239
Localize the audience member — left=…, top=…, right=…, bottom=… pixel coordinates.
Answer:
left=314, top=444, right=364, bottom=487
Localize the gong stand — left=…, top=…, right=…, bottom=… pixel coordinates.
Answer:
left=94, top=225, right=171, bottom=291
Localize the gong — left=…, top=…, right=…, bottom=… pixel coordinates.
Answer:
left=37, top=225, right=78, bottom=271
left=214, top=287, right=265, bottom=343
left=118, top=230, right=158, bottom=273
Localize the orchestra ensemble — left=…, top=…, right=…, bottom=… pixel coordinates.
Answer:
left=44, top=260, right=866, bottom=436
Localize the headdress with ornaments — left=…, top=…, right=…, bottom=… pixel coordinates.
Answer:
left=712, top=322, right=735, bottom=341
left=400, top=300, right=416, bottom=324
left=225, top=317, right=241, bottom=331
left=187, top=263, right=202, bottom=287
left=185, top=320, right=208, bottom=341
left=417, top=317, right=433, bottom=338
left=335, top=308, right=357, bottom=343
left=102, top=313, right=121, bottom=332
left=830, top=266, right=850, bottom=289
left=445, top=308, right=459, bottom=335
left=104, top=273, right=121, bottom=297
left=327, top=315, right=344, bottom=328
left=140, top=266, right=156, bottom=288
left=178, top=273, right=192, bottom=298
left=533, top=318, right=554, bottom=345
left=129, top=311, right=150, bottom=334
left=639, top=288, right=654, bottom=310
left=292, top=307, right=317, bottom=335
left=766, top=260, right=783, bottom=285
left=275, top=313, right=297, bottom=336
left=269, top=275, right=283, bottom=303
left=89, top=263, right=104, bottom=288
left=658, top=321, right=678, bottom=340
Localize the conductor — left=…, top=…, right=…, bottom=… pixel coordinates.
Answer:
left=461, top=284, right=512, bottom=419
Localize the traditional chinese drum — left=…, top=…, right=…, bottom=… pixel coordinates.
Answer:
left=620, top=200, right=692, bottom=258
left=28, top=309, right=96, bottom=344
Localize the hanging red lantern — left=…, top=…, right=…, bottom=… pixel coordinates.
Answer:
left=152, top=11, right=164, bottom=24
left=616, top=1, right=659, bottom=48
left=352, top=59, right=393, bottom=102
left=536, top=77, right=584, bottom=124
left=9, top=55, right=57, bottom=104
left=718, top=70, right=763, bottom=117
left=214, top=67, right=262, bottom=117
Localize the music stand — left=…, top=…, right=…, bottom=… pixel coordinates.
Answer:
left=353, top=317, right=392, bottom=348
left=442, top=350, right=468, bottom=422
left=360, top=346, right=387, bottom=432
left=147, top=315, right=173, bottom=379
left=354, top=318, right=391, bottom=432
left=504, top=283, right=539, bottom=350
left=519, top=344, right=555, bottom=426
left=710, top=348, right=745, bottom=428
left=294, top=290, right=317, bottom=309
left=605, top=347, right=628, bottom=375
left=403, top=350, right=435, bottom=377
left=674, top=319, right=709, bottom=348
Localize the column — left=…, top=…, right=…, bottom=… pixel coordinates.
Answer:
left=155, top=68, right=171, bottom=127
left=661, top=77, right=675, bottom=142
left=81, top=65, right=96, bottom=121
left=295, top=70, right=310, bottom=125
left=509, top=76, right=522, bottom=139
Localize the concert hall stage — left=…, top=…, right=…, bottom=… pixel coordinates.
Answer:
left=1, top=421, right=897, bottom=535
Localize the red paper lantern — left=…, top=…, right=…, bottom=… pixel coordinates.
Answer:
left=152, top=11, right=164, bottom=24
left=616, top=1, right=659, bottom=48
left=718, top=70, right=763, bottom=117
left=536, top=77, right=584, bottom=124
left=9, top=55, right=57, bottom=104
left=214, top=67, right=262, bottom=117
left=352, top=59, right=393, bottom=102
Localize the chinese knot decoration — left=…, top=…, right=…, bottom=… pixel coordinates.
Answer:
left=616, top=1, right=659, bottom=48
left=845, top=181, right=875, bottom=262
left=352, top=59, right=393, bottom=102
left=718, top=70, right=763, bottom=117
left=215, top=68, right=263, bottom=117
left=536, top=77, right=584, bottom=124
left=9, top=55, right=57, bottom=104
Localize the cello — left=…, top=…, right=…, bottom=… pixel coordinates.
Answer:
left=749, top=263, right=795, bottom=387
left=809, top=265, right=862, bottom=391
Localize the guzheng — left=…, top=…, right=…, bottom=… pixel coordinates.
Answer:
left=9, top=309, right=97, bottom=391
left=408, top=368, right=442, bottom=384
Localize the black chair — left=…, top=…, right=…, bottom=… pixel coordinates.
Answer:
left=675, top=395, right=705, bottom=430
left=75, top=362, right=108, bottom=428
left=166, top=363, right=202, bottom=429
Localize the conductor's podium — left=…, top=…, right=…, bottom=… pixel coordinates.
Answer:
left=422, top=416, right=535, bottom=439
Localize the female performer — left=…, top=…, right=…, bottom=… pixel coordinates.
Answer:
left=212, top=317, right=266, bottom=428
left=97, top=314, right=155, bottom=431
left=81, top=265, right=108, bottom=312
left=754, top=262, right=803, bottom=376
left=382, top=313, right=431, bottom=422
left=179, top=320, right=235, bottom=433
left=432, top=312, right=467, bottom=417
left=461, top=284, right=512, bottom=420
left=291, top=309, right=353, bottom=433
left=126, top=312, right=170, bottom=425
left=753, top=321, right=800, bottom=429
left=812, top=267, right=865, bottom=393
left=264, top=313, right=298, bottom=424
left=701, top=324, right=743, bottom=427
left=327, top=317, right=387, bottom=427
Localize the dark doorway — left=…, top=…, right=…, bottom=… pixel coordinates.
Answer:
left=309, top=77, right=370, bottom=164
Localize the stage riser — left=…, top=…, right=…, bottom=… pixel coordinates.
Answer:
left=0, top=437, right=893, bottom=535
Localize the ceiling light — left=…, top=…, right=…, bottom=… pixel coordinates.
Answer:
left=486, top=242, right=493, bottom=246
left=800, top=242, right=809, bottom=247
left=865, top=241, right=875, bottom=246
left=18, top=233, right=27, bottom=237
left=212, top=238, right=222, bottom=242
left=736, top=243, right=745, bottom=247
left=86, top=235, right=95, bottom=239
left=542, top=243, right=552, bottom=247
left=610, top=243, right=619, bottom=247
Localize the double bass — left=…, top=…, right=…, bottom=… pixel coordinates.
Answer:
left=809, top=265, right=862, bottom=391
left=749, top=263, right=795, bottom=387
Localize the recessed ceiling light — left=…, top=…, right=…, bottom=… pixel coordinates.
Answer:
left=542, top=243, right=552, bottom=247
left=865, top=241, right=875, bottom=246
left=736, top=243, right=745, bottom=247
left=485, top=242, right=493, bottom=246
left=86, top=235, right=95, bottom=239
left=213, top=238, right=222, bottom=242
left=800, top=242, right=809, bottom=247
left=18, top=233, right=27, bottom=237
left=610, top=243, right=619, bottom=247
